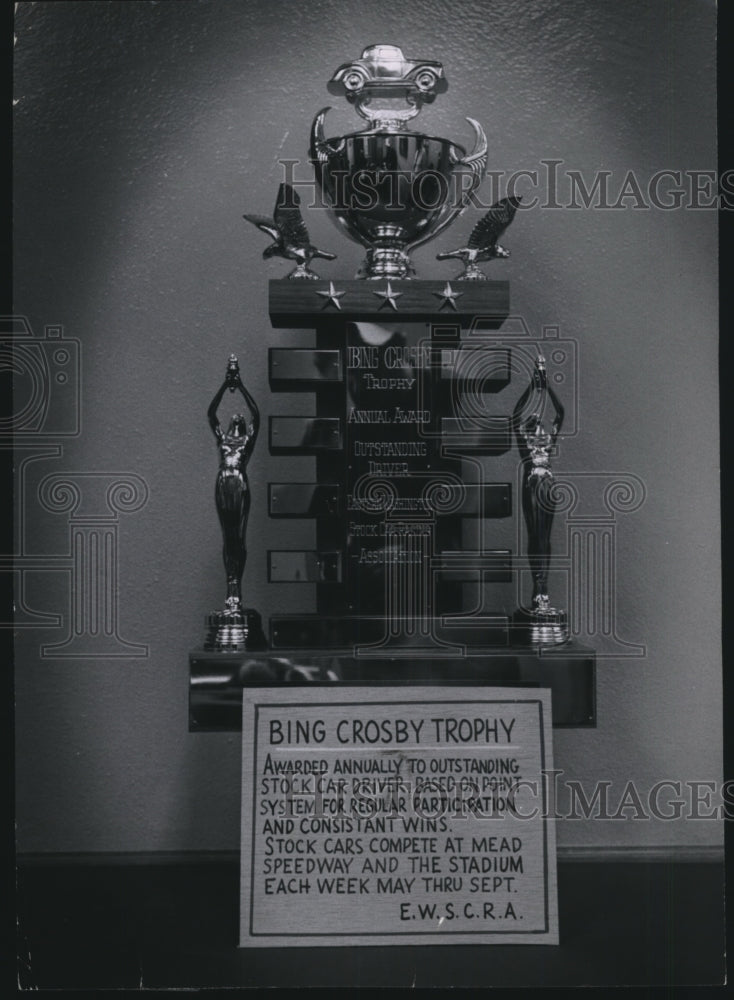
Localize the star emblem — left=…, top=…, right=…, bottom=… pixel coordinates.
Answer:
left=433, top=282, right=463, bottom=311
left=371, top=281, right=402, bottom=311
left=315, top=281, right=346, bottom=310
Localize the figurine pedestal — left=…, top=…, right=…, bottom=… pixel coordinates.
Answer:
left=512, top=606, right=570, bottom=645
left=203, top=607, right=266, bottom=651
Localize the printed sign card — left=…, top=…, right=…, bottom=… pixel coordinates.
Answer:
left=240, top=687, right=558, bottom=946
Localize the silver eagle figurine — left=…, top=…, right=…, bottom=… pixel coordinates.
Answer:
left=436, top=195, right=522, bottom=280
left=243, top=182, right=337, bottom=279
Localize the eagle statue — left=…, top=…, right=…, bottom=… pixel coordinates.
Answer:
left=436, top=195, right=522, bottom=280
left=243, top=183, right=336, bottom=279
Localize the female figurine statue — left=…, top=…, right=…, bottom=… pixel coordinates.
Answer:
left=512, top=355, right=568, bottom=643
left=207, top=355, right=260, bottom=610
left=204, top=355, right=264, bottom=650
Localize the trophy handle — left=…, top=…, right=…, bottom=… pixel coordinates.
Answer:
left=310, top=107, right=368, bottom=248
left=407, top=117, right=488, bottom=253
left=309, top=107, right=345, bottom=166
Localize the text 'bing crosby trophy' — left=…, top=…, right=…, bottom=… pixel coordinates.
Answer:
left=203, top=355, right=266, bottom=651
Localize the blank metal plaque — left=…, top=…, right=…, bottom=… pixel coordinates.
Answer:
left=268, top=550, right=342, bottom=583
left=269, top=417, right=343, bottom=454
left=440, top=417, right=511, bottom=454
left=268, top=483, right=341, bottom=517
left=269, top=348, right=343, bottom=389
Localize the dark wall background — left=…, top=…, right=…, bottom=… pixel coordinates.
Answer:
left=13, top=0, right=720, bottom=853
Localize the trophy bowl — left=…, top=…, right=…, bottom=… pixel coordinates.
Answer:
left=309, top=47, right=487, bottom=280
left=310, top=123, right=476, bottom=279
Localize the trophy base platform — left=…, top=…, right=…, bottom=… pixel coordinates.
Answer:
left=189, top=640, right=595, bottom=731
left=203, top=608, right=266, bottom=652
left=512, top=607, right=569, bottom=646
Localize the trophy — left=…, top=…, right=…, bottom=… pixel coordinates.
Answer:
left=203, top=355, right=266, bottom=651
left=511, top=355, right=569, bottom=645
left=309, top=44, right=488, bottom=279
left=191, top=44, right=595, bottom=731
